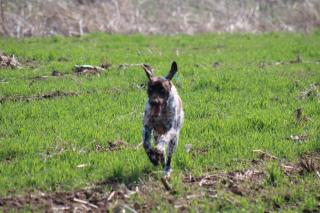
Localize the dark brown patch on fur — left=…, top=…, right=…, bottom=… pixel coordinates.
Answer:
left=147, top=77, right=172, bottom=117
left=151, top=122, right=167, bottom=135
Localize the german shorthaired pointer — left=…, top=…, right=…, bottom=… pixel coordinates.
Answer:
left=142, top=61, right=184, bottom=178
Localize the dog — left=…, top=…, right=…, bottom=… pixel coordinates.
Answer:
left=142, top=61, right=184, bottom=178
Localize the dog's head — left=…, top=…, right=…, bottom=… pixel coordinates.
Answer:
left=143, top=62, right=178, bottom=117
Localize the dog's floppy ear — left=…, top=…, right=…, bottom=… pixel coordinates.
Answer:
left=143, top=64, right=153, bottom=80
left=166, top=61, right=178, bottom=80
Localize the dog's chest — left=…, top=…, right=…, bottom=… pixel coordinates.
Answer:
left=147, top=108, right=174, bottom=134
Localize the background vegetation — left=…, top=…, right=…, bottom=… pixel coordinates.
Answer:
left=0, top=0, right=320, bottom=37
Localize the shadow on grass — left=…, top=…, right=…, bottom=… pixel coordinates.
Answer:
left=97, top=165, right=154, bottom=187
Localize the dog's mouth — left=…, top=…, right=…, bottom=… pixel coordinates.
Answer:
left=150, top=101, right=166, bottom=117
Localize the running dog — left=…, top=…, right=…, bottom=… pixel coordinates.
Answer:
left=142, top=61, right=184, bottom=178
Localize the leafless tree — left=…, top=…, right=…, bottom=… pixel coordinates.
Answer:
left=0, top=0, right=9, bottom=36
left=1, top=0, right=320, bottom=37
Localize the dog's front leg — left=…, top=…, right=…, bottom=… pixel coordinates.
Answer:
left=164, top=135, right=178, bottom=178
left=158, top=129, right=179, bottom=177
left=142, top=125, right=159, bottom=166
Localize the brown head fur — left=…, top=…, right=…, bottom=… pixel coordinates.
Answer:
left=143, top=62, right=178, bottom=117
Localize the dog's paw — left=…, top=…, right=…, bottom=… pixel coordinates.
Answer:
left=154, top=149, right=165, bottom=167
left=147, top=150, right=159, bottom=166
left=163, top=167, right=172, bottom=179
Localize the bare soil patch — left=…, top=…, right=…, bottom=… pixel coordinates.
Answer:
left=28, top=71, right=65, bottom=86
left=0, top=90, right=78, bottom=103
left=51, top=70, right=64, bottom=77
left=95, top=140, right=128, bottom=152
left=0, top=151, right=319, bottom=212
left=100, top=61, right=112, bottom=70
left=297, top=83, right=320, bottom=100
left=0, top=185, right=138, bottom=212
left=73, top=65, right=105, bottom=76
left=0, top=54, right=21, bottom=69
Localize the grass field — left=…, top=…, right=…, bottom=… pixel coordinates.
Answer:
left=0, top=32, right=320, bottom=212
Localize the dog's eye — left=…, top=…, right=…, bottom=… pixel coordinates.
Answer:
left=161, top=88, right=166, bottom=93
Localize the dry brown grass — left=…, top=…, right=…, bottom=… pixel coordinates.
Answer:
left=0, top=0, right=320, bottom=37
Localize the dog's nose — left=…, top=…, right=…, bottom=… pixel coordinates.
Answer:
left=150, top=98, right=161, bottom=106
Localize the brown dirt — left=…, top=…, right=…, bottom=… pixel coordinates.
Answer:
left=0, top=54, right=21, bottom=69
left=297, top=83, right=320, bottom=100
left=95, top=140, right=128, bottom=152
left=0, top=151, right=319, bottom=212
left=0, top=185, right=137, bottom=212
left=282, top=151, right=320, bottom=176
left=100, top=61, right=112, bottom=70
left=185, top=144, right=214, bottom=160
left=0, top=90, right=78, bottom=103
left=73, top=65, right=105, bottom=75
left=184, top=151, right=320, bottom=196
left=183, top=168, right=265, bottom=196
left=28, top=71, right=64, bottom=86
left=51, top=70, right=64, bottom=76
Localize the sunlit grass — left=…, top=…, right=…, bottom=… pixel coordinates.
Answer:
left=0, top=32, right=320, bottom=211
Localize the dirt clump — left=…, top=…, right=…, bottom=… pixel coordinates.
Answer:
left=0, top=54, right=21, bottom=69
left=95, top=140, right=128, bottom=152
left=0, top=185, right=138, bottom=212
left=73, top=65, right=105, bottom=75
left=1, top=152, right=319, bottom=212
left=282, top=152, right=320, bottom=176
left=253, top=149, right=278, bottom=161
left=100, top=61, right=112, bottom=69
left=287, top=134, right=308, bottom=143
left=51, top=70, right=64, bottom=76
left=297, top=83, right=320, bottom=99
left=183, top=168, right=265, bottom=189
left=185, top=144, right=214, bottom=159
left=0, top=90, right=78, bottom=103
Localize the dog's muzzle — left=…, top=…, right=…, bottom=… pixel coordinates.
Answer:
left=149, top=99, right=166, bottom=117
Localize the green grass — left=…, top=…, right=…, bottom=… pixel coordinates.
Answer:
left=0, top=32, right=320, bottom=211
